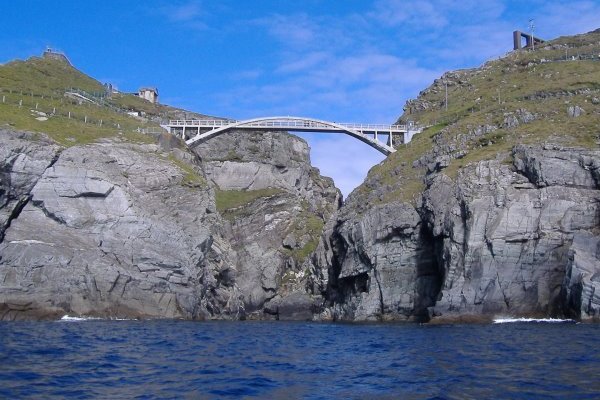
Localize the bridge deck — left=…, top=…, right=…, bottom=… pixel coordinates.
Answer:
left=167, top=119, right=408, bottom=134
left=162, top=116, right=422, bottom=156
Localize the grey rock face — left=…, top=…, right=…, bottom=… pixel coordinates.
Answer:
left=313, top=145, right=600, bottom=322
left=195, top=130, right=341, bottom=319
left=563, top=232, right=600, bottom=319
left=196, top=130, right=337, bottom=216
left=0, top=127, right=340, bottom=321
left=310, top=202, right=440, bottom=321
left=0, top=130, right=62, bottom=241
left=503, top=109, right=535, bottom=129
left=264, top=291, right=316, bottom=320
left=567, top=105, right=585, bottom=118
left=428, top=154, right=597, bottom=319
left=0, top=133, right=244, bottom=320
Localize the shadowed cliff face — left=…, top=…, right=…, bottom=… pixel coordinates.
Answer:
left=425, top=145, right=600, bottom=321
left=308, top=201, right=442, bottom=322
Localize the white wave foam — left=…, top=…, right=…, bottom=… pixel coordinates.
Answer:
left=59, top=315, right=134, bottom=322
left=60, top=315, right=101, bottom=321
left=493, top=317, right=575, bottom=324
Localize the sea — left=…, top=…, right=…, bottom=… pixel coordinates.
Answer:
left=1, top=318, right=599, bottom=399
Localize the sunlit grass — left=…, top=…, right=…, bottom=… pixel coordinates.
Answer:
left=364, top=32, right=600, bottom=206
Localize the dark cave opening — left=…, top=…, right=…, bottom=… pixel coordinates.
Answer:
left=413, top=224, right=445, bottom=321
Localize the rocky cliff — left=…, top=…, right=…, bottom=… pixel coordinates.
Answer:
left=0, top=127, right=339, bottom=320
left=310, top=145, right=600, bottom=322
left=195, top=131, right=340, bottom=319
left=2, top=30, right=599, bottom=323
left=309, top=29, right=600, bottom=322
left=0, top=53, right=341, bottom=321
left=0, top=129, right=247, bottom=320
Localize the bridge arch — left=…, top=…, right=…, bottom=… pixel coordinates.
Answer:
left=166, top=116, right=410, bottom=155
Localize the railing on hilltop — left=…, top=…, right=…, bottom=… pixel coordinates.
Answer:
left=0, top=87, right=166, bottom=135
left=65, top=88, right=124, bottom=114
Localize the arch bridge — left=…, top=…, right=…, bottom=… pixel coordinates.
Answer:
left=163, top=117, right=422, bottom=155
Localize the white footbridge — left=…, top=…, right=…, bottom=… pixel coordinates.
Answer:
left=162, top=116, right=422, bottom=155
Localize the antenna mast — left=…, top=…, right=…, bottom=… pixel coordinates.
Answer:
left=529, top=19, right=535, bottom=51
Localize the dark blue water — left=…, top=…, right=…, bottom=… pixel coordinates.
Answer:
left=1, top=320, right=599, bottom=399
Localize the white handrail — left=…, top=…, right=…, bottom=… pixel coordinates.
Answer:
left=166, top=119, right=408, bottom=132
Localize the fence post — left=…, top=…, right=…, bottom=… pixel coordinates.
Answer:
left=35, top=102, right=38, bottom=109
left=68, top=111, right=71, bottom=119
left=19, top=99, right=22, bottom=107
left=2, top=95, right=4, bottom=103
left=85, top=116, right=87, bottom=123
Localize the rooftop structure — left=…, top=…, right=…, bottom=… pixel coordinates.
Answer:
left=138, top=87, right=159, bottom=104
left=513, top=31, right=545, bottom=50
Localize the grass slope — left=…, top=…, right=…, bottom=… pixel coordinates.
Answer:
left=0, top=55, right=209, bottom=147
left=354, top=28, right=600, bottom=205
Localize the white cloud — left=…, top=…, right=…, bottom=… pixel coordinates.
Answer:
left=230, top=69, right=263, bottom=81
left=214, top=49, right=440, bottom=123
left=534, top=1, right=600, bottom=38
left=169, top=2, right=201, bottom=21
left=276, top=51, right=330, bottom=74
left=159, top=1, right=207, bottom=30
left=369, top=0, right=449, bottom=29
left=254, top=13, right=318, bottom=48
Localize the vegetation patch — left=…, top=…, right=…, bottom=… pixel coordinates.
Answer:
left=215, top=188, right=283, bottom=215
left=168, top=154, right=206, bottom=188
left=281, top=202, right=325, bottom=264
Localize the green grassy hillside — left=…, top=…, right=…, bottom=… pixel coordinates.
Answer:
left=0, top=55, right=205, bottom=147
left=354, top=28, right=600, bottom=205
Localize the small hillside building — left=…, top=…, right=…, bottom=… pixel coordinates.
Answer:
left=138, top=87, right=159, bottom=104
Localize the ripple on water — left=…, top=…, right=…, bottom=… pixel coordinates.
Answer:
left=0, top=320, right=599, bottom=399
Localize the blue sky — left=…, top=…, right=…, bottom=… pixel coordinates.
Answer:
left=1, top=1, right=599, bottom=197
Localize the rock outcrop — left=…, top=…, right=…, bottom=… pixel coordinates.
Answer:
left=0, top=127, right=340, bottom=321
left=0, top=130, right=61, bottom=242
left=310, top=144, right=600, bottom=322
left=0, top=130, right=244, bottom=320
left=195, top=131, right=340, bottom=319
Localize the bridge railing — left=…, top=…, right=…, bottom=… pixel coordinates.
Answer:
left=339, top=123, right=407, bottom=131
left=167, top=119, right=409, bottom=132
left=168, top=119, right=237, bottom=127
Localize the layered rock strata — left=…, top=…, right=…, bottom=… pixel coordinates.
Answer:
left=0, top=130, right=244, bottom=320
left=311, top=145, right=600, bottom=322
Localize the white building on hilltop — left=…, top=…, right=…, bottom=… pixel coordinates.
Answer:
left=138, top=87, right=158, bottom=104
